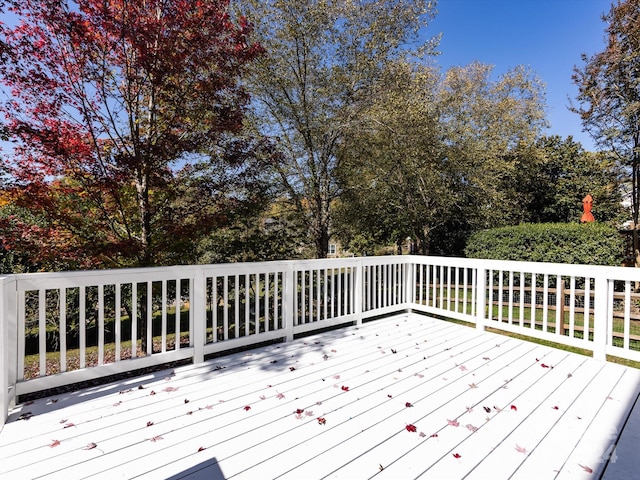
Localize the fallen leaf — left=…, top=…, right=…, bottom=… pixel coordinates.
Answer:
left=447, top=419, right=460, bottom=427
left=405, top=402, right=414, bottom=408
left=317, top=417, right=326, bottom=425
left=333, top=374, right=341, bottom=379
left=63, top=422, right=75, bottom=429
left=198, top=446, right=206, bottom=452
left=276, top=392, right=285, bottom=400
left=419, top=432, right=426, bottom=437
left=406, top=424, right=417, bottom=432
left=244, top=405, right=251, bottom=411
left=85, top=442, right=98, bottom=450
left=468, top=383, right=478, bottom=389
left=146, top=421, right=154, bottom=427
left=289, top=367, right=296, bottom=371
left=50, top=439, right=61, bottom=448
left=259, top=395, right=266, bottom=400
left=541, top=363, right=550, bottom=368
left=459, top=365, right=467, bottom=371
left=465, top=424, right=478, bottom=432
left=150, top=390, right=156, bottom=396
left=430, top=433, right=438, bottom=438
left=379, top=464, right=384, bottom=471
left=483, top=406, right=491, bottom=413
left=18, top=412, right=33, bottom=421
left=341, top=385, right=349, bottom=391
left=579, top=464, right=593, bottom=473
left=113, top=401, right=122, bottom=407
left=138, top=385, right=145, bottom=390
left=150, top=435, right=163, bottom=442
left=163, top=386, right=178, bottom=393
left=453, top=453, right=461, bottom=459
left=510, top=405, right=518, bottom=411
left=184, top=399, right=190, bottom=404
left=515, top=444, right=527, bottom=454
left=552, top=405, right=559, bottom=410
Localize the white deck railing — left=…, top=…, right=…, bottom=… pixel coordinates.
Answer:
left=2, top=255, right=640, bottom=428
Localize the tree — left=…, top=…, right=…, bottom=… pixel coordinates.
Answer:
left=336, top=61, right=547, bottom=255
left=439, top=63, right=547, bottom=233
left=336, top=61, right=446, bottom=255
left=239, top=0, right=439, bottom=258
left=571, top=0, right=640, bottom=252
left=520, top=136, right=625, bottom=225
left=0, top=0, right=264, bottom=269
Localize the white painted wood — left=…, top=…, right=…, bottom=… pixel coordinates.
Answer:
left=2, top=314, right=639, bottom=480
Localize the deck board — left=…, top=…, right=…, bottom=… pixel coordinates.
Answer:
left=1, top=313, right=639, bottom=480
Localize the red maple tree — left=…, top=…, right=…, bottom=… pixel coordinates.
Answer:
left=0, top=0, right=264, bottom=269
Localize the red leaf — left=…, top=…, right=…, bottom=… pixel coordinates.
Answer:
left=63, top=422, right=75, bottom=428
left=453, top=453, right=461, bottom=459
left=447, top=419, right=459, bottom=427
left=198, top=446, right=206, bottom=452
left=184, top=399, right=190, bottom=404
left=515, top=444, right=527, bottom=454
left=430, top=433, right=438, bottom=438
left=50, top=439, right=61, bottom=448
left=579, top=464, right=593, bottom=473
left=552, top=405, right=559, bottom=410
left=317, top=417, right=326, bottom=425
left=406, top=424, right=417, bottom=432
left=510, top=405, right=518, bottom=411
left=341, top=385, right=349, bottom=391
left=276, top=392, right=285, bottom=400
left=405, top=402, right=413, bottom=408
left=146, top=421, right=154, bottom=427
left=289, top=367, right=296, bottom=371
left=541, top=363, right=550, bottom=368
left=244, top=405, right=251, bottom=411
left=85, top=442, right=97, bottom=450
left=150, top=435, right=163, bottom=442
left=163, top=386, right=178, bottom=393
left=295, top=408, right=304, bottom=415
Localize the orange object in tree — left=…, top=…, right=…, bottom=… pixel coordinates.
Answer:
left=581, top=194, right=595, bottom=223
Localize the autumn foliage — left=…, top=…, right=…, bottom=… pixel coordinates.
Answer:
left=0, top=0, right=264, bottom=269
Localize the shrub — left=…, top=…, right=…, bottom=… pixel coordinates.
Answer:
left=464, top=223, right=624, bottom=266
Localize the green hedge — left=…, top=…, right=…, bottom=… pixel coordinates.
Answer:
left=464, top=223, right=625, bottom=266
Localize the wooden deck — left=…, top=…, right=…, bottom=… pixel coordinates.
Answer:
left=1, top=313, right=640, bottom=480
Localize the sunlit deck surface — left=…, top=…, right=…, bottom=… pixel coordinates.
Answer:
left=1, top=313, right=640, bottom=480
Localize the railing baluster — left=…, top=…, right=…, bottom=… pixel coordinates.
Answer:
left=60, top=288, right=67, bottom=371
left=80, top=286, right=86, bottom=369
left=38, top=289, right=46, bottom=376
left=98, top=284, right=105, bottom=364
left=161, top=280, right=167, bottom=353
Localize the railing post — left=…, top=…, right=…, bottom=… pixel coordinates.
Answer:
left=476, top=266, right=487, bottom=331
left=354, top=259, right=363, bottom=326
left=592, top=274, right=608, bottom=361
left=192, top=268, right=206, bottom=365
left=404, top=257, right=415, bottom=309
left=284, top=263, right=295, bottom=342
left=1, top=276, right=17, bottom=430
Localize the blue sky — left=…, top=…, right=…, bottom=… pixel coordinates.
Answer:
left=427, top=0, right=611, bottom=151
